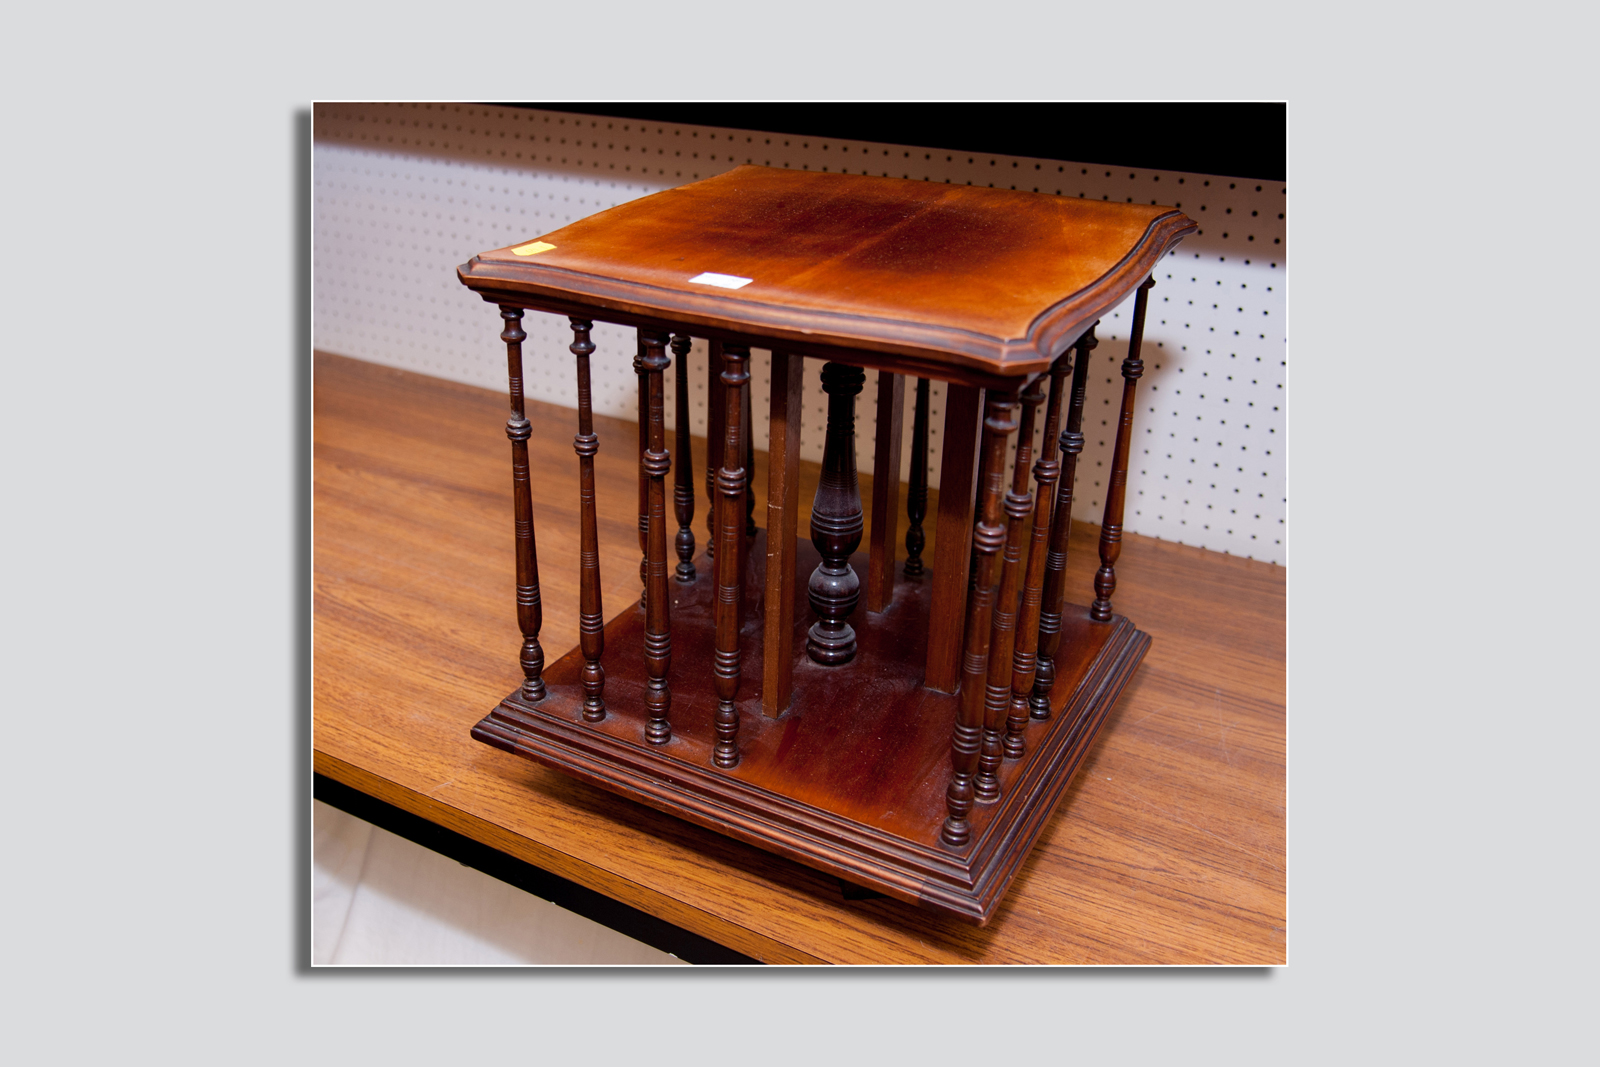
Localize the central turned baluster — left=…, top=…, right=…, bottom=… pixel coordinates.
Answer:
left=807, top=362, right=866, bottom=665
left=904, top=378, right=931, bottom=577
left=569, top=318, right=606, bottom=722
left=1030, top=325, right=1097, bottom=718
left=499, top=305, right=544, bottom=702
left=975, top=381, right=1043, bottom=801
left=941, top=391, right=1018, bottom=847
left=712, top=344, right=751, bottom=767
left=639, top=330, right=674, bottom=743
left=671, top=334, right=697, bottom=582
left=1093, top=278, right=1155, bottom=622
left=1006, top=358, right=1070, bottom=756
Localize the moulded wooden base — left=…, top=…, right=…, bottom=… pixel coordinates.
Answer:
left=471, top=531, right=1149, bottom=925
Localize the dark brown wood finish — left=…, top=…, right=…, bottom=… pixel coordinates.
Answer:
left=444, top=171, right=1208, bottom=929
left=1007, top=354, right=1069, bottom=754
left=499, top=306, right=545, bottom=702
left=976, top=382, right=1042, bottom=801
left=475, top=527, right=1145, bottom=924
left=459, top=167, right=1196, bottom=378
left=866, top=370, right=905, bottom=614
left=1032, top=325, right=1096, bottom=718
left=904, top=378, right=930, bottom=578
left=467, top=286, right=1087, bottom=395
left=316, top=351, right=1285, bottom=959
left=569, top=318, right=606, bottom=722
left=1093, top=279, right=1153, bottom=623
left=640, top=331, right=673, bottom=743
left=671, top=334, right=696, bottom=582
left=925, top=383, right=982, bottom=693
left=712, top=344, right=751, bottom=768
left=942, top=390, right=1018, bottom=847
left=806, top=362, right=866, bottom=665
left=762, top=350, right=804, bottom=718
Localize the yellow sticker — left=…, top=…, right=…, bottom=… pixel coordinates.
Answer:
left=511, top=241, right=556, bottom=256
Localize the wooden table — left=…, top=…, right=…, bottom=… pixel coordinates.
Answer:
left=451, top=166, right=1214, bottom=923
left=313, top=349, right=1286, bottom=963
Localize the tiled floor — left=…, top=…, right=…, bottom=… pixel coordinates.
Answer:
left=312, top=801, right=687, bottom=965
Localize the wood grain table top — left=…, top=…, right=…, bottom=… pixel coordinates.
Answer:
left=312, top=350, right=1285, bottom=964
left=458, top=166, right=1196, bottom=381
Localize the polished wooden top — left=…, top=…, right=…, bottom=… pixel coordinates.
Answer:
left=458, top=166, right=1195, bottom=381
left=313, top=352, right=1285, bottom=964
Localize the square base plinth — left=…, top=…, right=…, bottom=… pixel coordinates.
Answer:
left=471, top=532, right=1149, bottom=925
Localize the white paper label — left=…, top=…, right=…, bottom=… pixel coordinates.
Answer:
left=688, top=272, right=753, bottom=290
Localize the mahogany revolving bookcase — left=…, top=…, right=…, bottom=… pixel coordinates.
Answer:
left=456, top=166, right=1196, bottom=924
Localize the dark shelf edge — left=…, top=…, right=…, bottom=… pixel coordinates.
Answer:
left=484, top=102, right=1287, bottom=183
left=312, top=773, right=760, bottom=966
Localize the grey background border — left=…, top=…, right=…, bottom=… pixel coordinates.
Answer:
left=7, top=3, right=1588, bottom=1062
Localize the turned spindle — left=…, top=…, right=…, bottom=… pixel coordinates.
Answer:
left=712, top=344, right=751, bottom=768
left=640, top=330, right=674, bottom=743
left=1092, top=278, right=1154, bottom=623
left=1030, top=325, right=1096, bottom=719
left=569, top=318, right=606, bottom=722
left=671, top=334, right=696, bottom=582
left=941, top=391, right=1017, bottom=847
left=807, top=362, right=866, bottom=665
left=904, top=378, right=930, bottom=577
left=1006, top=362, right=1069, bottom=756
left=975, top=383, right=1041, bottom=800
left=499, top=306, right=545, bottom=702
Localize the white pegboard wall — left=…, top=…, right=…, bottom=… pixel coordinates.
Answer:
left=313, top=103, right=1285, bottom=563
